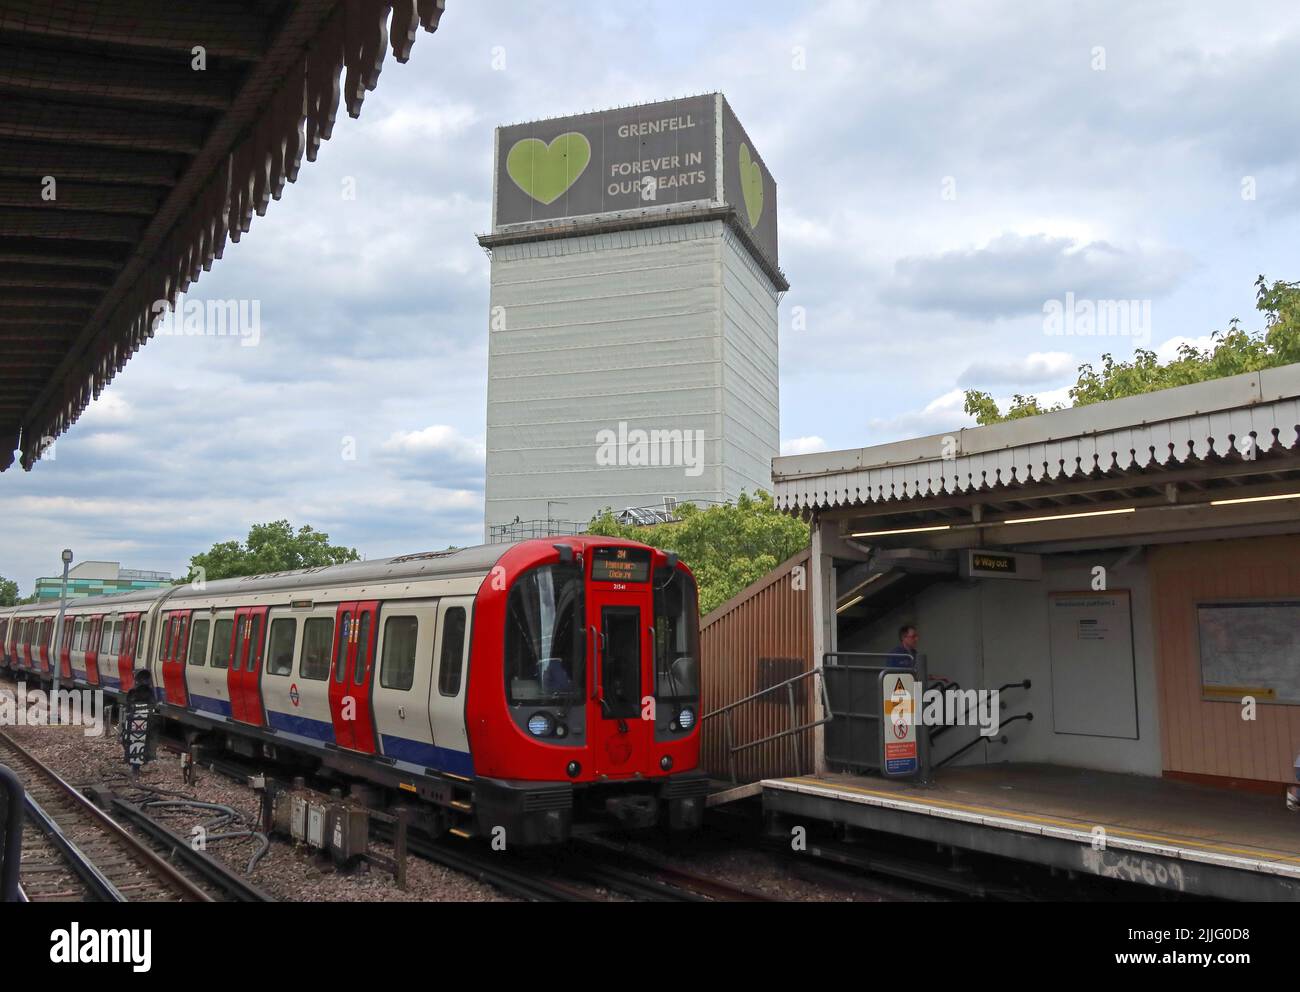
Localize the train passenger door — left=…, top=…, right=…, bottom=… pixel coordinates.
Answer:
left=59, top=617, right=73, bottom=680
left=585, top=547, right=656, bottom=779
left=84, top=616, right=101, bottom=685
left=118, top=613, right=142, bottom=692
left=38, top=618, right=52, bottom=675
left=160, top=612, right=190, bottom=707
left=327, top=601, right=378, bottom=754
left=227, top=606, right=268, bottom=726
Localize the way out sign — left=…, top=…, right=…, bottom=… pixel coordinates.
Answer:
left=880, top=672, right=919, bottom=777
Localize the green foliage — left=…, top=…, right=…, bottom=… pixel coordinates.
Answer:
left=964, top=391, right=1063, bottom=424
left=185, top=520, right=360, bottom=583
left=586, top=491, right=810, bottom=616
left=965, top=276, right=1300, bottom=425
left=0, top=576, right=18, bottom=607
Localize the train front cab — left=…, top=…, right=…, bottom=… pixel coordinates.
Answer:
left=470, top=540, right=709, bottom=845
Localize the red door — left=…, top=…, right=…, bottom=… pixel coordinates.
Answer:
left=84, top=616, right=101, bottom=685
left=227, top=606, right=268, bottom=726
left=327, top=601, right=378, bottom=753
left=585, top=548, right=656, bottom=779
left=117, top=613, right=141, bottom=691
left=38, top=621, right=52, bottom=676
left=58, top=618, right=72, bottom=679
left=160, top=611, right=190, bottom=707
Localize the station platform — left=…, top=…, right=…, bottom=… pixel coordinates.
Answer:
left=761, top=763, right=1300, bottom=901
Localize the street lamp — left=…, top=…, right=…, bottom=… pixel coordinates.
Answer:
left=51, top=549, right=72, bottom=717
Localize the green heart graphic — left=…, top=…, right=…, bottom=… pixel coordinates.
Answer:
left=506, top=132, right=591, bottom=206
left=739, top=143, right=764, bottom=227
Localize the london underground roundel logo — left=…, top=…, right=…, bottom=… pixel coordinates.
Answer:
left=289, top=684, right=300, bottom=707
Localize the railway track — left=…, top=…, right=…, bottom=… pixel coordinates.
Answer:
left=565, top=839, right=774, bottom=902
left=103, top=794, right=275, bottom=902
left=0, top=728, right=211, bottom=902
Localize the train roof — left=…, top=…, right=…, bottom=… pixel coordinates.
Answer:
left=0, top=537, right=652, bottom=615
left=0, top=538, right=660, bottom=616
left=2, top=543, right=520, bottom=615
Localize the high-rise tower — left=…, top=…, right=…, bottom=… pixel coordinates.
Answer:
left=479, top=94, right=786, bottom=539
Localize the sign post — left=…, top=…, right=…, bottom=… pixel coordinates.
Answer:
left=879, top=671, right=919, bottom=778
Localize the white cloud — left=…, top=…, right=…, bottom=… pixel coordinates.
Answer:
left=882, top=233, right=1191, bottom=320
left=1154, top=334, right=1218, bottom=363
left=381, top=425, right=485, bottom=461
left=959, top=351, right=1077, bottom=388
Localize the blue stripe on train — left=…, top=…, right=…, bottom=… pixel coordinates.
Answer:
left=381, top=735, right=474, bottom=778
left=266, top=709, right=334, bottom=742
left=189, top=693, right=232, bottom=717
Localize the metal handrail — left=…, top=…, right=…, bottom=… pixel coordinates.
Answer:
left=0, top=763, right=22, bottom=902
left=702, top=667, right=832, bottom=784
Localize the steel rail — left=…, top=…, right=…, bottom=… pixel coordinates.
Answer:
left=0, top=728, right=212, bottom=902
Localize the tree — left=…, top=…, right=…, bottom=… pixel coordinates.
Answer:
left=965, top=276, right=1300, bottom=425
left=185, top=520, right=360, bottom=583
left=586, top=491, right=809, bottom=616
left=0, top=576, right=18, bottom=607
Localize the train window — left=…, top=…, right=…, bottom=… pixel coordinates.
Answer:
left=379, top=616, right=418, bottom=691
left=437, top=607, right=467, bottom=698
left=109, top=621, right=122, bottom=655
left=334, top=612, right=351, bottom=683
left=505, top=564, right=584, bottom=706
left=211, top=619, right=234, bottom=669
left=188, top=620, right=211, bottom=667
left=138, top=621, right=147, bottom=658
left=301, top=618, right=333, bottom=681
left=163, top=618, right=175, bottom=662
left=652, top=567, right=701, bottom=703
left=99, top=621, right=113, bottom=654
left=246, top=615, right=262, bottom=672
left=267, top=618, right=296, bottom=677
left=354, top=613, right=371, bottom=683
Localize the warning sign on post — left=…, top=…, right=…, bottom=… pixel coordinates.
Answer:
left=880, top=672, right=919, bottom=777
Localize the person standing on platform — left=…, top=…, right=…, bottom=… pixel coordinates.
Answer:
left=886, top=624, right=919, bottom=668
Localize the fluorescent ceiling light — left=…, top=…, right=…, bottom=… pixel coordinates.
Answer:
left=851, top=524, right=951, bottom=538
left=1210, top=492, right=1300, bottom=507
left=1004, top=507, right=1136, bottom=525
left=836, top=595, right=864, bottom=614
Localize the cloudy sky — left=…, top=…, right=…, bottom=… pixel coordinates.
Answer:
left=3, top=0, right=1298, bottom=591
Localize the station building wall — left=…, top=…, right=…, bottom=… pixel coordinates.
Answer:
left=1148, top=534, right=1300, bottom=788
left=840, top=552, right=1164, bottom=777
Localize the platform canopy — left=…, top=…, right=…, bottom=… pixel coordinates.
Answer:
left=0, top=0, right=446, bottom=472
left=774, top=363, right=1300, bottom=554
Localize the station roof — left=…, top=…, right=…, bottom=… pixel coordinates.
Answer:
left=773, top=363, right=1300, bottom=553
left=0, top=0, right=446, bottom=472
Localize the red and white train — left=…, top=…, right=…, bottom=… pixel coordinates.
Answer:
left=0, top=538, right=707, bottom=843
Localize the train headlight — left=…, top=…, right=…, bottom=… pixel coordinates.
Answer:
left=566, top=761, right=581, bottom=778
left=660, top=756, right=673, bottom=771
left=677, top=707, right=695, bottom=731
left=527, top=713, right=554, bottom=737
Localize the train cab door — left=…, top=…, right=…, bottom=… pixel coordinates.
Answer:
left=160, top=612, right=190, bottom=707
left=585, top=547, right=656, bottom=779
left=227, top=607, right=268, bottom=726
left=327, top=601, right=379, bottom=754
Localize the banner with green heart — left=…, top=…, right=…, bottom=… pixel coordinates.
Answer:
left=739, top=143, right=764, bottom=228
left=506, top=132, right=592, bottom=206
